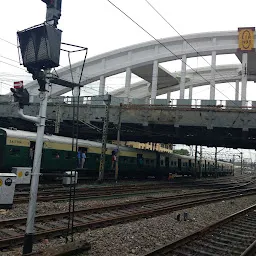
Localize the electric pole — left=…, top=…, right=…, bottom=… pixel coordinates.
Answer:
left=98, top=95, right=111, bottom=181
left=241, top=152, right=243, bottom=175
left=214, top=147, right=218, bottom=178
left=194, top=145, right=198, bottom=178
left=199, top=146, right=203, bottom=178
left=22, top=72, right=51, bottom=254
left=115, top=104, right=122, bottom=181
left=19, top=1, right=62, bottom=254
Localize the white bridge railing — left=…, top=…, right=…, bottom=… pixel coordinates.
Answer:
left=1, top=94, right=256, bottom=110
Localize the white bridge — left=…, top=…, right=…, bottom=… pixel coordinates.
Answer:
left=25, top=30, right=256, bottom=107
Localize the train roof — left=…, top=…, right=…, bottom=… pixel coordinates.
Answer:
left=0, top=128, right=234, bottom=165
left=0, top=128, right=152, bottom=154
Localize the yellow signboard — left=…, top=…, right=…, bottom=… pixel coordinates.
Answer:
left=6, top=137, right=30, bottom=147
left=238, top=27, right=255, bottom=51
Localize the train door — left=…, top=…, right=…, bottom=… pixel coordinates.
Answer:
left=165, top=157, right=169, bottom=168
left=79, top=147, right=88, bottom=169
left=178, top=158, right=181, bottom=172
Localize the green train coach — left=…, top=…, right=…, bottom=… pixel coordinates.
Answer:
left=0, top=128, right=233, bottom=179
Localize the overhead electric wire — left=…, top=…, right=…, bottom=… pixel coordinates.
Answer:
left=0, top=60, right=27, bottom=71
left=0, top=37, right=17, bottom=47
left=0, top=36, right=101, bottom=95
left=145, top=0, right=242, bottom=99
left=106, top=0, right=243, bottom=107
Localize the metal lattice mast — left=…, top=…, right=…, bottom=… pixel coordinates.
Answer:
left=98, top=95, right=111, bottom=181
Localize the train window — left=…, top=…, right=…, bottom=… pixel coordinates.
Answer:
left=174, top=161, right=177, bottom=166
left=65, top=152, right=72, bottom=159
left=171, top=161, right=173, bottom=166
left=9, top=148, right=20, bottom=156
left=160, top=160, right=164, bottom=165
left=202, top=164, right=205, bottom=167
left=52, top=151, right=60, bottom=159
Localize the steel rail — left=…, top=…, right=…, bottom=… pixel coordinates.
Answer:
left=143, top=204, right=256, bottom=256
left=0, top=188, right=256, bottom=251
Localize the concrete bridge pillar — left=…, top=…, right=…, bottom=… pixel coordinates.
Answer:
left=180, top=54, right=187, bottom=99
left=210, top=38, right=217, bottom=100
left=235, top=80, right=239, bottom=101
left=180, top=41, right=187, bottom=99
left=124, top=67, right=132, bottom=104
left=241, top=53, right=248, bottom=106
left=99, top=75, right=105, bottom=95
left=167, top=92, right=171, bottom=105
left=189, top=85, right=193, bottom=99
left=151, top=60, right=158, bottom=104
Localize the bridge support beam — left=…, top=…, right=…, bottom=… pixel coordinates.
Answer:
left=235, top=80, right=239, bottom=101
left=180, top=54, right=187, bottom=99
left=167, top=92, right=171, bottom=105
left=210, top=39, right=217, bottom=100
left=241, top=53, right=248, bottom=106
left=189, top=85, right=193, bottom=99
left=151, top=60, right=158, bottom=104
left=124, top=67, right=131, bottom=104
left=99, top=75, right=105, bottom=95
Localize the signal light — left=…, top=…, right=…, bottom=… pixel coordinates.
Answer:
left=11, top=83, right=30, bottom=109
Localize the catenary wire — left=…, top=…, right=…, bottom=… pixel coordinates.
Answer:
left=0, top=33, right=240, bottom=97
left=106, top=0, right=246, bottom=108
left=144, top=0, right=242, bottom=97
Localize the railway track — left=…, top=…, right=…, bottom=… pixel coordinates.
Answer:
left=1, top=187, right=256, bottom=251
left=13, top=180, right=254, bottom=204
left=143, top=204, right=256, bottom=256
left=15, top=175, right=253, bottom=193
left=13, top=182, right=253, bottom=204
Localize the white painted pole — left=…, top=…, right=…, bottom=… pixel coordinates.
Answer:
left=167, top=92, right=171, bottom=105
left=210, top=51, right=216, bottom=100
left=124, top=67, right=131, bottom=104
left=151, top=60, right=158, bottom=104
left=99, top=75, right=105, bottom=95
left=23, top=69, right=50, bottom=254
left=235, top=80, right=239, bottom=101
left=189, top=85, right=193, bottom=100
left=179, top=54, right=187, bottom=99
left=241, top=53, right=248, bottom=107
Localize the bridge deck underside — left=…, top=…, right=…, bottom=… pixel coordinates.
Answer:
left=133, top=64, right=179, bottom=90
left=1, top=103, right=256, bottom=149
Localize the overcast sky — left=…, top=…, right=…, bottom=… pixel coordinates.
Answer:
left=1, top=0, right=256, bottom=161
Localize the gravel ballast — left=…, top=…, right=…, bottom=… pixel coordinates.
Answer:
left=2, top=194, right=256, bottom=256
left=0, top=188, right=208, bottom=220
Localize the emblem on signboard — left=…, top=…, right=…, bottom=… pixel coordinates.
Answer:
left=238, top=27, right=255, bottom=52
left=5, top=178, right=12, bottom=186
